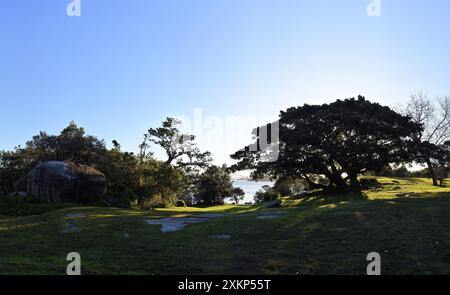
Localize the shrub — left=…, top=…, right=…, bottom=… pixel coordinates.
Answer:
left=194, top=165, right=234, bottom=205
left=360, top=178, right=381, bottom=189
left=213, top=199, right=225, bottom=205
left=377, top=165, right=411, bottom=177
left=274, top=176, right=307, bottom=196
left=108, top=188, right=138, bottom=208
left=0, top=195, right=72, bottom=216
left=176, top=200, right=187, bottom=207
left=138, top=193, right=166, bottom=209
left=254, top=185, right=280, bottom=203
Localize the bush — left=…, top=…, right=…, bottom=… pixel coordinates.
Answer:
left=194, top=165, right=234, bottom=205
left=138, top=193, right=167, bottom=209
left=274, top=176, right=307, bottom=196
left=213, top=199, right=225, bottom=205
left=377, top=165, right=411, bottom=177
left=107, top=188, right=138, bottom=208
left=176, top=200, right=187, bottom=207
left=360, top=178, right=381, bottom=189
left=254, top=185, right=280, bottom=203
left=0, top=195, right=72, bottom=216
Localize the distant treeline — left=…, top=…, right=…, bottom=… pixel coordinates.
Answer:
left=375, top=164, right=446, bottom=179
left=2, top=94, right=450, bottom=207
left=0, top=119, right=244, bottom=208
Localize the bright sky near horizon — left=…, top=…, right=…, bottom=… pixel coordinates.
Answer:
left=1, top=0, right=450, bottom=165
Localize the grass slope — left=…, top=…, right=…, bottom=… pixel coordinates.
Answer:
left=0, top=177, right=449, bottom=274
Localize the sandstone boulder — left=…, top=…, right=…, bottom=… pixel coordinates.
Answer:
left=14, top=161, right=107, bottom=203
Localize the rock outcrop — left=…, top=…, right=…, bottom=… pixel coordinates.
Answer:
left=14, top=161, right=107, bottom=203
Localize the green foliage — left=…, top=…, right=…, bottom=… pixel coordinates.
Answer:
left=273, top=176, right=307, bottom=196
left=176, top=200, right=187, bottom=207
left=147, top=117, right=212, bottom=168
left=410, top=168, right=432, bottom=178
left=359, top=177, right=381, bottom=189
left=230, top=187, right=245, bottom=204
left=0, top=121, right=194, bottom=209
left=232, top=96, right=422, bottom=194
left=0, top=150, right=28, bottom=195
left=0, top=195, right=72, bottom=216
left=0, top=122, right=107, bottom=195
left=377, top=164, right=411, bottom=178
left=400, top=93, right=450, bottom=186
left=22, top=121, right=107, bottom=166
left=138, top=194, right=168, bottom=209
left=97, top=148, right=140, bottom=193
left=254, top=185, right=281, bottom=203
left=111, top=189, right=138, bottom=209
left=194, top=165, right=233, bottom=205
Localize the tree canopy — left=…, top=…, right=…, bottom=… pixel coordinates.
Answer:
left=194, top=165, right=234, bottom=205
left=0, top=119, right=215, bottom=208
left=147, top=117, right=212, bottom=169
left=231, top=96, right=422, bottom=193
left=400, top=92, right=450, bottom=186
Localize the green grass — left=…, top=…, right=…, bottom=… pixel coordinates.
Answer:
left=156, top=204, right=254, bottom=214
left=0, top=177, right=450, bottom=274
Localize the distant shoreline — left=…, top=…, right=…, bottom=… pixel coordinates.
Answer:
left=232, top=178, right=273, bottom=182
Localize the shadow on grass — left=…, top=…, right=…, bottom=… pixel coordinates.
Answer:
left=253, top=190, right=450, bottom=274
left=282, top=190, right=369, bottom=210
left=1, top=187, right=449, bottom=274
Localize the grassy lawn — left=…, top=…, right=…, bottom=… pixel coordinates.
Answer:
left=0, top=177, right=449, bottom=274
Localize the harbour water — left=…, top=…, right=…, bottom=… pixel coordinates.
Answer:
left=228, top=179, right=274, bottom=204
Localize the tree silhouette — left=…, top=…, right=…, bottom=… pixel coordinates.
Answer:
left=231, top=96, right=421, bottom=193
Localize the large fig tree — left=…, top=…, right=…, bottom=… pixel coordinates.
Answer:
left=231, top=96, right=421, bottom=193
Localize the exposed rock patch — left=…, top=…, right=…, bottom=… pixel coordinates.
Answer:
left=211, top=234, right=231, bottom=240
left=62, top=223, right=80, bottom=233
left=395, top=192, right=420, bottom=198
left=62, top=213, right=86, bottom=233
left=256, top=211, right=287, bottom=219
left=146, top=211, right=287, bottom=232
left=146, top=213, right=242, bottom=233
left=146, top=217, right=209, bottom=232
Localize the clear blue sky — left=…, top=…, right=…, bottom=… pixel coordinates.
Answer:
left=1, top=0, right=450, bottom=164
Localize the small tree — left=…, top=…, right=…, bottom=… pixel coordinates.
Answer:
left=273, top=176, right=307, bottom=196
left=231, top=97, right=421, bottom=193
left=0, top=150, right=29, bottom=195
left=195, top=165, right=233, bottom=205
left=254, top=185, right=279, bottom=203
left=147, top=117, right=211, bottom=168
left=19, top=121, right=107, bottom=167
left=230, top=187, right=245, bottom=204
left=96, top=141, right=140, bottom=193
left=401, top=92, right=450, bottom=186
left=0, top=122, right=108, bottom=195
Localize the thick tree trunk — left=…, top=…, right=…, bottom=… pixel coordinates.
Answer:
left=425, top=159, right=438, bottom=186
left=301, top=173, right=328, bottom=190
left=349, top=173, right=361, bottom=193
left=330, top=183, right=348, bottom=194
left=323, top=174, right=349, bottom=194
left=330, top=173, right=349, bottom=194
